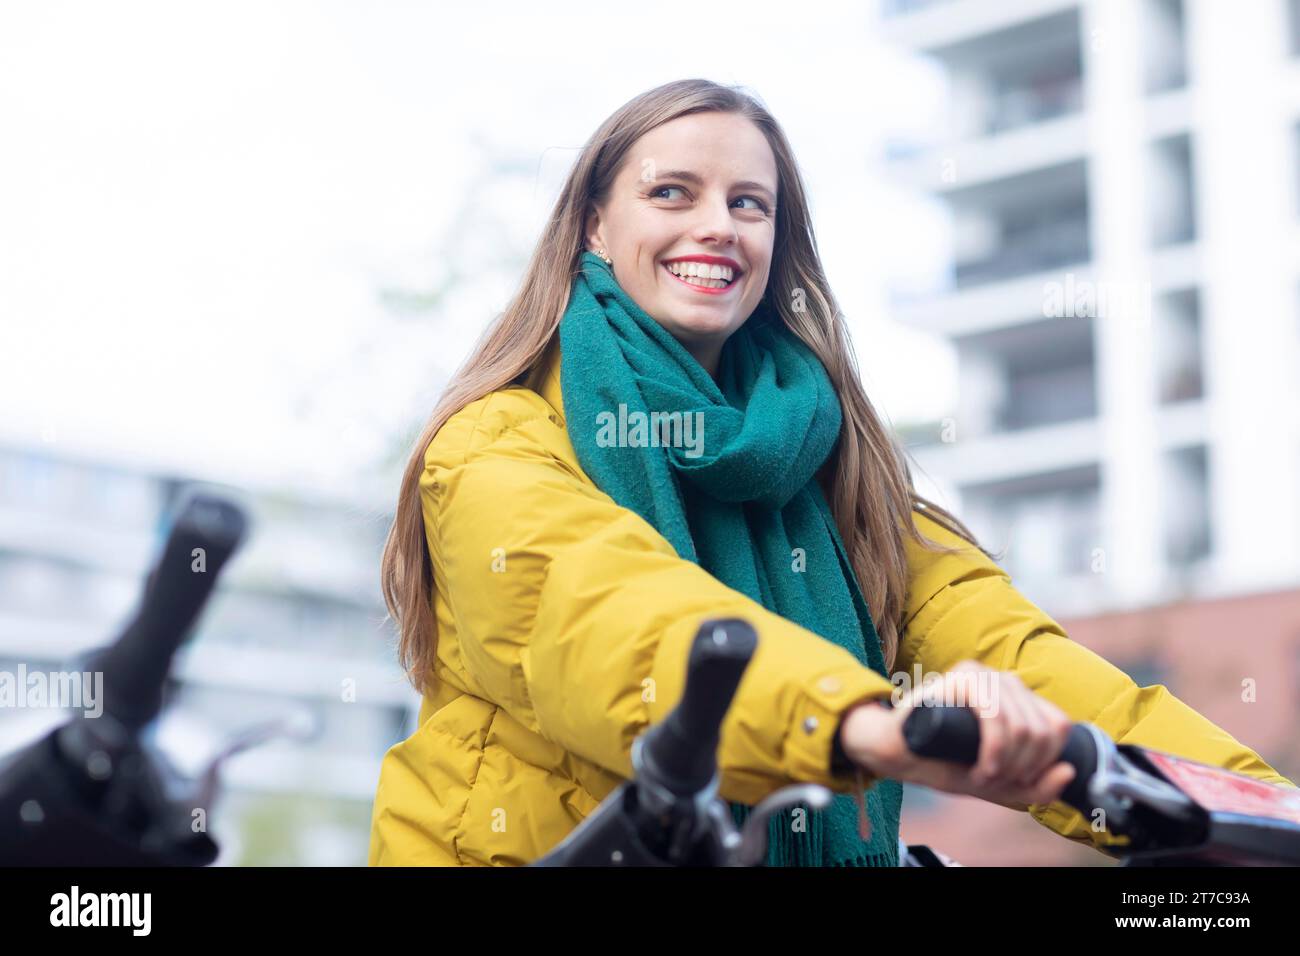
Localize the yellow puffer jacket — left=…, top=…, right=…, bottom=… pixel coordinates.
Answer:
left=368, top=341, right=1294, bottom=866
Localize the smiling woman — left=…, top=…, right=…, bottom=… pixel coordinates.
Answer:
left=368, top=77, right=1293, bottom=868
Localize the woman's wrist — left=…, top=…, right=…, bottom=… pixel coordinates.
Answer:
left=836, top=696, right=896, bottom=776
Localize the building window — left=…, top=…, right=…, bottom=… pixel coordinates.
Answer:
left=1144, top=0, right=1188, bottom=93
left=1163, top=445, right=1211, bottom=567
left=1149, top=134, right=1196, bottom=247
left=1155, top=288, right=1204, bottom=404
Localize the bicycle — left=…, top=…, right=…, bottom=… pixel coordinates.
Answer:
left=0, top=489, right=315, bottom=865
left=533, top=618, right=1300, bottom=867
left=4, top=493, right=1297, bottom=868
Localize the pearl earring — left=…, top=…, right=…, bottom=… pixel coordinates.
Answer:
left=594, top=248, right=612, bottom=266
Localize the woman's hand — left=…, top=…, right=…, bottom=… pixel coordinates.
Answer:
left=840, top=660, right=1076, bottom=810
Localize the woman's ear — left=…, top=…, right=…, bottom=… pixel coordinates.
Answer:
left=583, top=208, right=605, bottom=255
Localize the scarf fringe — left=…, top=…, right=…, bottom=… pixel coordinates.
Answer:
left=729, top=798, right=900, bottom=868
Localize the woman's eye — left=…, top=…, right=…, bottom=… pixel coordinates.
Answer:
left=649, top=186, right=769, bottom=213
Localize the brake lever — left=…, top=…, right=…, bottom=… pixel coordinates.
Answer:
left=191, top=709, right=320, bottom=810
left=1077, top=724, right=1199, bottom=832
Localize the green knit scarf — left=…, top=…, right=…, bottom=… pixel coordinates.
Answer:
left=558, top=250, right=903, bottom=867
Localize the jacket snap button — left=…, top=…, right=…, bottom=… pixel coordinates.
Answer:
left=818, top=677, right=842, bottom=694
left=802, top=716, right=819, bottom=734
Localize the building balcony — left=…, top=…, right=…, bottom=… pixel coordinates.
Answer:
left=907, top=398, right=1209, bottom=487
left=879, top=0, right=1079, bottom=54
left=891, top=241, right=1201, bottom=338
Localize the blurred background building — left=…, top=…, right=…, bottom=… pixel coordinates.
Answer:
left=0, top=443, right=416, bottom=864
left=877, top=0, right=1300, bottom=864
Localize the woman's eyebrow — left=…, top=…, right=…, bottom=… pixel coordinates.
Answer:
left=649, top=168, right=777, bottom=201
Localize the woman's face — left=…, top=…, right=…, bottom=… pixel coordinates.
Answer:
left=585, top=111, right=778, bottom=376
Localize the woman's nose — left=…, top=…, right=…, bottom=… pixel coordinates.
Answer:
left=689, top=195, right=739, bottom=245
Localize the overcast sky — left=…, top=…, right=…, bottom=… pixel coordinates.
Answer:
left=0, top=0, right=954, bottom=503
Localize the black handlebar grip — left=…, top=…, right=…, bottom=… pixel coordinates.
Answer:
left=85, top=489, right=248, bottom=732
left=902, top=705, right=1099, bottom=811
left=1057, top=723, right=1098, bottom=810
left=902, top=704, right=981, bottom=764
left=637, top=618, right=758, bottom=797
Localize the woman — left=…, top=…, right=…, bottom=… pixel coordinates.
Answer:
left=368, top=78, right=1292, bottom=867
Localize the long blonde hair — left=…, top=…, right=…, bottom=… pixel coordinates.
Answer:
left=382, top=78, right=993, bottom=695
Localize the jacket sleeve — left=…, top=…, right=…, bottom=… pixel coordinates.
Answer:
left=898, top=508, right=1297, bottom=854
left=422, top=391, right=896, bottom=806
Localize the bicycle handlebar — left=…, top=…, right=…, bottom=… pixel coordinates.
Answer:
left=85, top=490, right=247, bottom=732
left=901, top=703, right=1099, bottom=812
left=636, top=618, right=757, bottom=797
left=0, top=488, right=249, bottom=865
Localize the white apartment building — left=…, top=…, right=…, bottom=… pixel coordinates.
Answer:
left=877, top=0, right=1300, bottom=618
